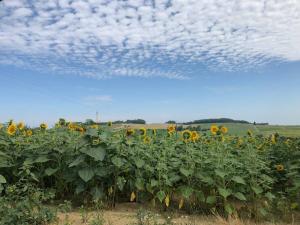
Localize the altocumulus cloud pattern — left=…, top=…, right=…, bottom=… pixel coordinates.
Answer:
left=0, top=0, right=300, bottom=79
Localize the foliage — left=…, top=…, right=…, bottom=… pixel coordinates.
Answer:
left=0, top=121, right=299, bottom=220
left=184, top=118, right=250, bottom=125
left=0, top=180, right=56, bottom=225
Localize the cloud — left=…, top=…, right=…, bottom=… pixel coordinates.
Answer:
left=83, top=95, right=113, bottom=105
left=0, top=0, right=300, bottom=79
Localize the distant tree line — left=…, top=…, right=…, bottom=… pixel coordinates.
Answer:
left=83, top=119, right=147, bottom=125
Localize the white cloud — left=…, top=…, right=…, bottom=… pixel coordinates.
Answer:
left=83, top=95, right=112, bottom=105
left=0, top=0, right=300, bottom=79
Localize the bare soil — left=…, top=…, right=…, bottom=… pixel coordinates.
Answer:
left=53, top=203, right=299, bottom=225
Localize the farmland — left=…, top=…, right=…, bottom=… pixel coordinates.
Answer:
left=126, top=123, right=300, bottom=137
left=0, top=120, right=299, bottom=225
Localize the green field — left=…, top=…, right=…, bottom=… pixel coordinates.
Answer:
left=193, top=123, right=300, bottom=137
left=127, top=123, right=300, bottom=137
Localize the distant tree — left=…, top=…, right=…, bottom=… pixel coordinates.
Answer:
left=184, top=118, right=250, bottom=125
left=126, top=119, right=146, bottom=124
left=166, top=120, right=176, bottom=124
left=85, top=119, right=95, bottom=125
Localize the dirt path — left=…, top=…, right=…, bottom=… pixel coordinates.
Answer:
left=53, top=203, right=298, bottom=225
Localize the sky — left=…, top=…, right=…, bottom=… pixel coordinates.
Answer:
left=1, top=0, right=300, bottom=126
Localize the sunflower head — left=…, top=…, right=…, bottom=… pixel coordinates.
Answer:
left=167, top=124, right=176, bottom=133
left=68, top=123, right=76, bottom=131
left=210, top=125, right=219, bottom=135
left=7, top=124, right=17, bottom=135
left=276, top=164, right=284, bottom=172
left=107, top=121, right=113, bottom=127
left=247, top=130, right=253, bottom=137
left=26, top=130, right=33, bottom=136
left=92, top=138, right=100, bottom=145
left=40, top=123, right=48, bottom=130
left=17, top=122, right=25, bottom=130
left=139, top=127, right=147, bottom=136
left=126, top=128, right=135, bottom=136
left=77, top=127, right=85, bottom=134
left=220, top=126, right=228, bottom=134
left=191, top=131, right=200, bottom=142
left=182, top=130, right=192, bottom=141
left=143, top=136, right=151, bottom=144
left=91, top=124, right=99, bottom=129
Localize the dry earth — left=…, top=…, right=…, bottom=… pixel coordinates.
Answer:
left=52, top=203, right=299, bottom=225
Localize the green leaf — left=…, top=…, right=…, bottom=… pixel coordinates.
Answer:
left=180, top=186, right=194, bottom=199
left=34, top=156, right=50, bottom=163
left=111, top=156, right=124, bottom=168
left=234, top=192, right=247, bottom=201
left=75, top=183, right=85, bottom=194
left=180, top=168, right=192, bottom=177
left=45, top=168, right=58, bottom=176
left=215, top=169, right=226, bottom=179
left=135, top=178, right=144, bottom=190
left=224, top=203, right=234, bottom=215
left=85, top=147, right=106, bottom=161
left=150, top=179, right=158, bottom=187
left=0, top=174, right=6, bottom=184
left=265, top=192, right=275, bottom=201
left=206, top=195, right=216, bottom=204
left=218, top=188, right=232, bottom=199
left=117, top=176, right=126, bottom=191
left=85, top=128, right=98, bottom=137
left=231, top=176, right=246, bottom=185
left=91, top=186, right=104, bottom=200
left=135, top=159, right=145, bottom=168
left=69, top=156, right=85, bottom=167
left=251, top=185, right=263, bottom=195
left=78, top=168, right=94, bottom=182
left=156, top=190, right=166, bottom=203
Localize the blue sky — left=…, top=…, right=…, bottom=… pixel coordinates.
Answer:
left=1, top=0, right=300, bottom=125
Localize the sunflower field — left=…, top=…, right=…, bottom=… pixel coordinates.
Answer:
left=0, top=120, right=300, bottom=221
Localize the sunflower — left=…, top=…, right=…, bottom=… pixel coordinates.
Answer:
left=210, top=125, right=219, bottom=135
left=40, top=123, right=48, bottom=130
left=247, top=130, right=253, bottom=137
left=182, top=130, right=192, bottom=141
left=77, top=127, right=85, bottom=134
left=91, top=124, right=99, bottom=129
left=152, top=128, right=157, bottom=136
left=220, top=126, right=228, bottom=134
left=179, top=198, right=184, bottom=209
left=167, top=124, right=176, bottom=133
left=139, top=127, right=147, bottom=136
left=7, top=124, right=17, bottom=135
left=68, top=123, right=76, bottom=131
left=126, top=128, right=135, bottom=136
left=17, top=122, right=25, bottom=130
left=165, top=194, right=170, bottom=207
left=271, top=134, right=276, bottom=144
left=130, top=191, right=136, bottom=202
left=26, top=130, right=33, bottom=136
left=143, top=136, right=151, bottom=144
left=92, top=138, right=100, bottom=145
left=0, top=124, right=3, bottom=129
left=191, top=131, right=200, bottom=142
left=276, top=164, right=284, bottom=172
left=107, top=121, right=112, bottom=127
